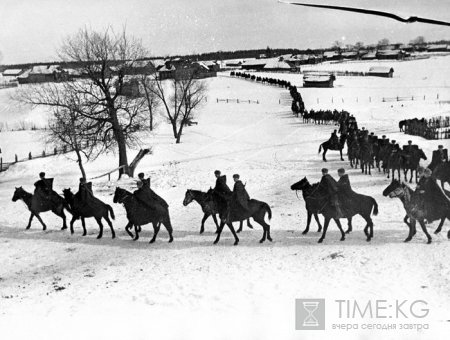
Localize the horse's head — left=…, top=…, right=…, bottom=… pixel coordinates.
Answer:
left=12, top=187, right=25, bottom=202
left=113, top=187, right=129, bottom=204
left=291, top=177, right=308, bottom=191
left=183, top=189, right=194, bottom=206
left=62, top=188, right=73, bottom=200
left=382, top=180, right=403, bottom=198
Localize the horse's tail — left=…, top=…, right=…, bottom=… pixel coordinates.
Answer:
left=63, top=201, right=73, bottom=215
left=371, top=198, right=379, bottom=216
left=107, top=205, right=115, bottom=220
left=263, top=202, right=272, bottom=221
left=318, top=144, right=323, bottom=154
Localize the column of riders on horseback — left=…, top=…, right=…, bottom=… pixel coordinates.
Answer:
left=10, top=141, right=450, bottom=245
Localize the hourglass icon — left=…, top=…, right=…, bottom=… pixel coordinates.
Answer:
left=302, top=301, right=320, bottom=327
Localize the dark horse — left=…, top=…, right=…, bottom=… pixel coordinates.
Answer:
left=290, top=178, right=323, bottom=234
left=113, top=187, right=173, bottom=243
left=12, top=186, right=70, bottom=231
left=318, top=134, right=347, bottom=161
left=182, top=189, right=253, bottom=234
left=382, top=180, right=433, bottom=243
left=292, top=178, right=378, bottom=243
left=208, top=190, right=272, bottom=245
left=402, top=148, right=427, bottom=183
left=433, top=162, right=450, bottom=190
left=63, top=188, right=116, bottom=239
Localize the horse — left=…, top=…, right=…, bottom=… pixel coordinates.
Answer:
left=318, top=134, right=347, bottom=162
left=433, top=162, right=450, bottom=190
left=208, top=190, right=272, bottom=245
left=63, top=188, right=116, bottom=239
left=359, top=142, right=374, bottom=175
left=382, top=180, right=433, bottom=243
left=182, top=189, right=253, bottom=234
left=292, top=177, right=377, bottom=243
left=113, top=187, right=173, bottom=243
left=12, top=186, right=71, bottom=231
left=387, top=150, right=402, bottom=181
left=402, top=148, right=427, bottom=183
left=347, top=140, right=360, bottom=169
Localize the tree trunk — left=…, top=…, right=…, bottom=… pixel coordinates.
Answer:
left=129, top=149, right=151, bottom=177
left=110, top=108, right=129, bottom=178
left=75, top=147, right=87, bottom=179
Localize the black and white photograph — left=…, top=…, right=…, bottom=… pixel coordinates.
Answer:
left=0, top=1, right=449, bottom=339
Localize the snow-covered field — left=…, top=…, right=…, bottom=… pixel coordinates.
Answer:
left=0, top=56, right=449, bottom=340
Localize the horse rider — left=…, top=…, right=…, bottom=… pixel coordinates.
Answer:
left=134, top=173, right=168, bottom=213
left=34, top=172, right=59, bottom=205
left=379, top=135, right=389, bottom=147
left=403, top=140, right=415, bottom=154
left=231, top=174, right=250, bottom=214
left=319, top=168, right=343, bottom=218
left=336, top=168, right=357, bottom=216
left=77, top=177, right=94, bottom=202
left=415, top=168, right=450, bottom=223
left=329, top=130, right=339, bottom=148
left=429, top=144, right=448, bottom=171
left=213, top=170, right=231, bottom=196
left=138, top=172, right=151, bottom=188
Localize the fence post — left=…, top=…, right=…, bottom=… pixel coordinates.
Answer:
left=369, top=97, right=371, bottom=102
left=437, top=94, right=439, bottom=100
left=237, top=99, right=239, bottom=103
left=216, top=98, right=218, bottom=103
left=257, top=100, right=259, bottom=104
left=424, top=95, right=426, bottom=100
left=28, top=152, right=32, bottom=160
left=15, top=154, right=18, bottom=163
left=342, top=98, right=344, bottom=103
left=108, top=173, right=111, bottom=181
left=54, top=147, right=57, bottom=155
left=279, top=99, right=280, bottom=104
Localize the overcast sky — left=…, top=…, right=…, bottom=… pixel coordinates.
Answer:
left=1, top=0, right=450, bottom=64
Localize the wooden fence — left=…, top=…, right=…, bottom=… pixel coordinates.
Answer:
left=216, top=98, right=259, bottom=104
left=0, top=142, right=90, bottom=173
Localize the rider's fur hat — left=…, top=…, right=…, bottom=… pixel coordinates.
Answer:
left=214, top=170, right=221, bottom=175
left=337, top=168, right=345, bottom=174
left=138, top=172, right=145, bottom=179
left=39, top=172, right=45, bottom=178
left=321, top=168, right=328, bottom=174
left=233, top=174, right=240, bottom=179
left=408, top=140, right=412, bottom=144
left=438, top=145, right=443, bottom=149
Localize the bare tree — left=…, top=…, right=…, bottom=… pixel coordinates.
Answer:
left=15, top=27, right=151, bottom=177
left=377, top=38, right=390, bottom=47
left=410, top=36, right=425, bottom=45
left=47, top=107, right=97, bottom=179
left=139, top=74, right=160, bottom=131
left=151, top=72, right=207, bottom=144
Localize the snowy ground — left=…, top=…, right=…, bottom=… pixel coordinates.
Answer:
left=0, top=56, right=449, bottom=340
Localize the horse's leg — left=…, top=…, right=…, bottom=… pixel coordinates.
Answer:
left=69, top=216, right=77, bottom=235
left=404, top=218, right=416, bottom=242
left=227, top=222, right=239, bottom=245
left=345, top=217, right=353, bottom=234
left=303, top=211, right=312, bottom=234
left=59, top=208, right=68, bottom=230
left=104, top=214, right=115, bottom=239
left=313, top=213, right=322, bottom=232
left=247, top=218, right=253, bottom=229
left=95, top=217, right=104, bottom=239
left=200, top=213, right=208, bottom=234
left=318, top=217, right=330, bottom=243
left=434, top=217, right=445, bottom=234
left=162, top=217, right=174, bottom=243
left=322, top=148, right=327, bottom=162
left=418, top=220, right=432, bottom=244
left=212, top=214, right=220, bottom=233
left=125, top=221, right=134, bottom=238
left=150, top=222, right=160, bottom=243
left=340, top=148, right=344, bottom=161
left=34, top=214, right=47, bottom=231
left=134, top=224, right=140, bottom=241
left=363, top=216, right=373, bottom=241
left=26, top=213, right=34, bottom=230
left=213, top=221, right=225, bottom=244
left=334, top=219, right=346, bottom=241
left=237, top=220, right=243, bottom=233
left=81, top=217, right=87, bottom=236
